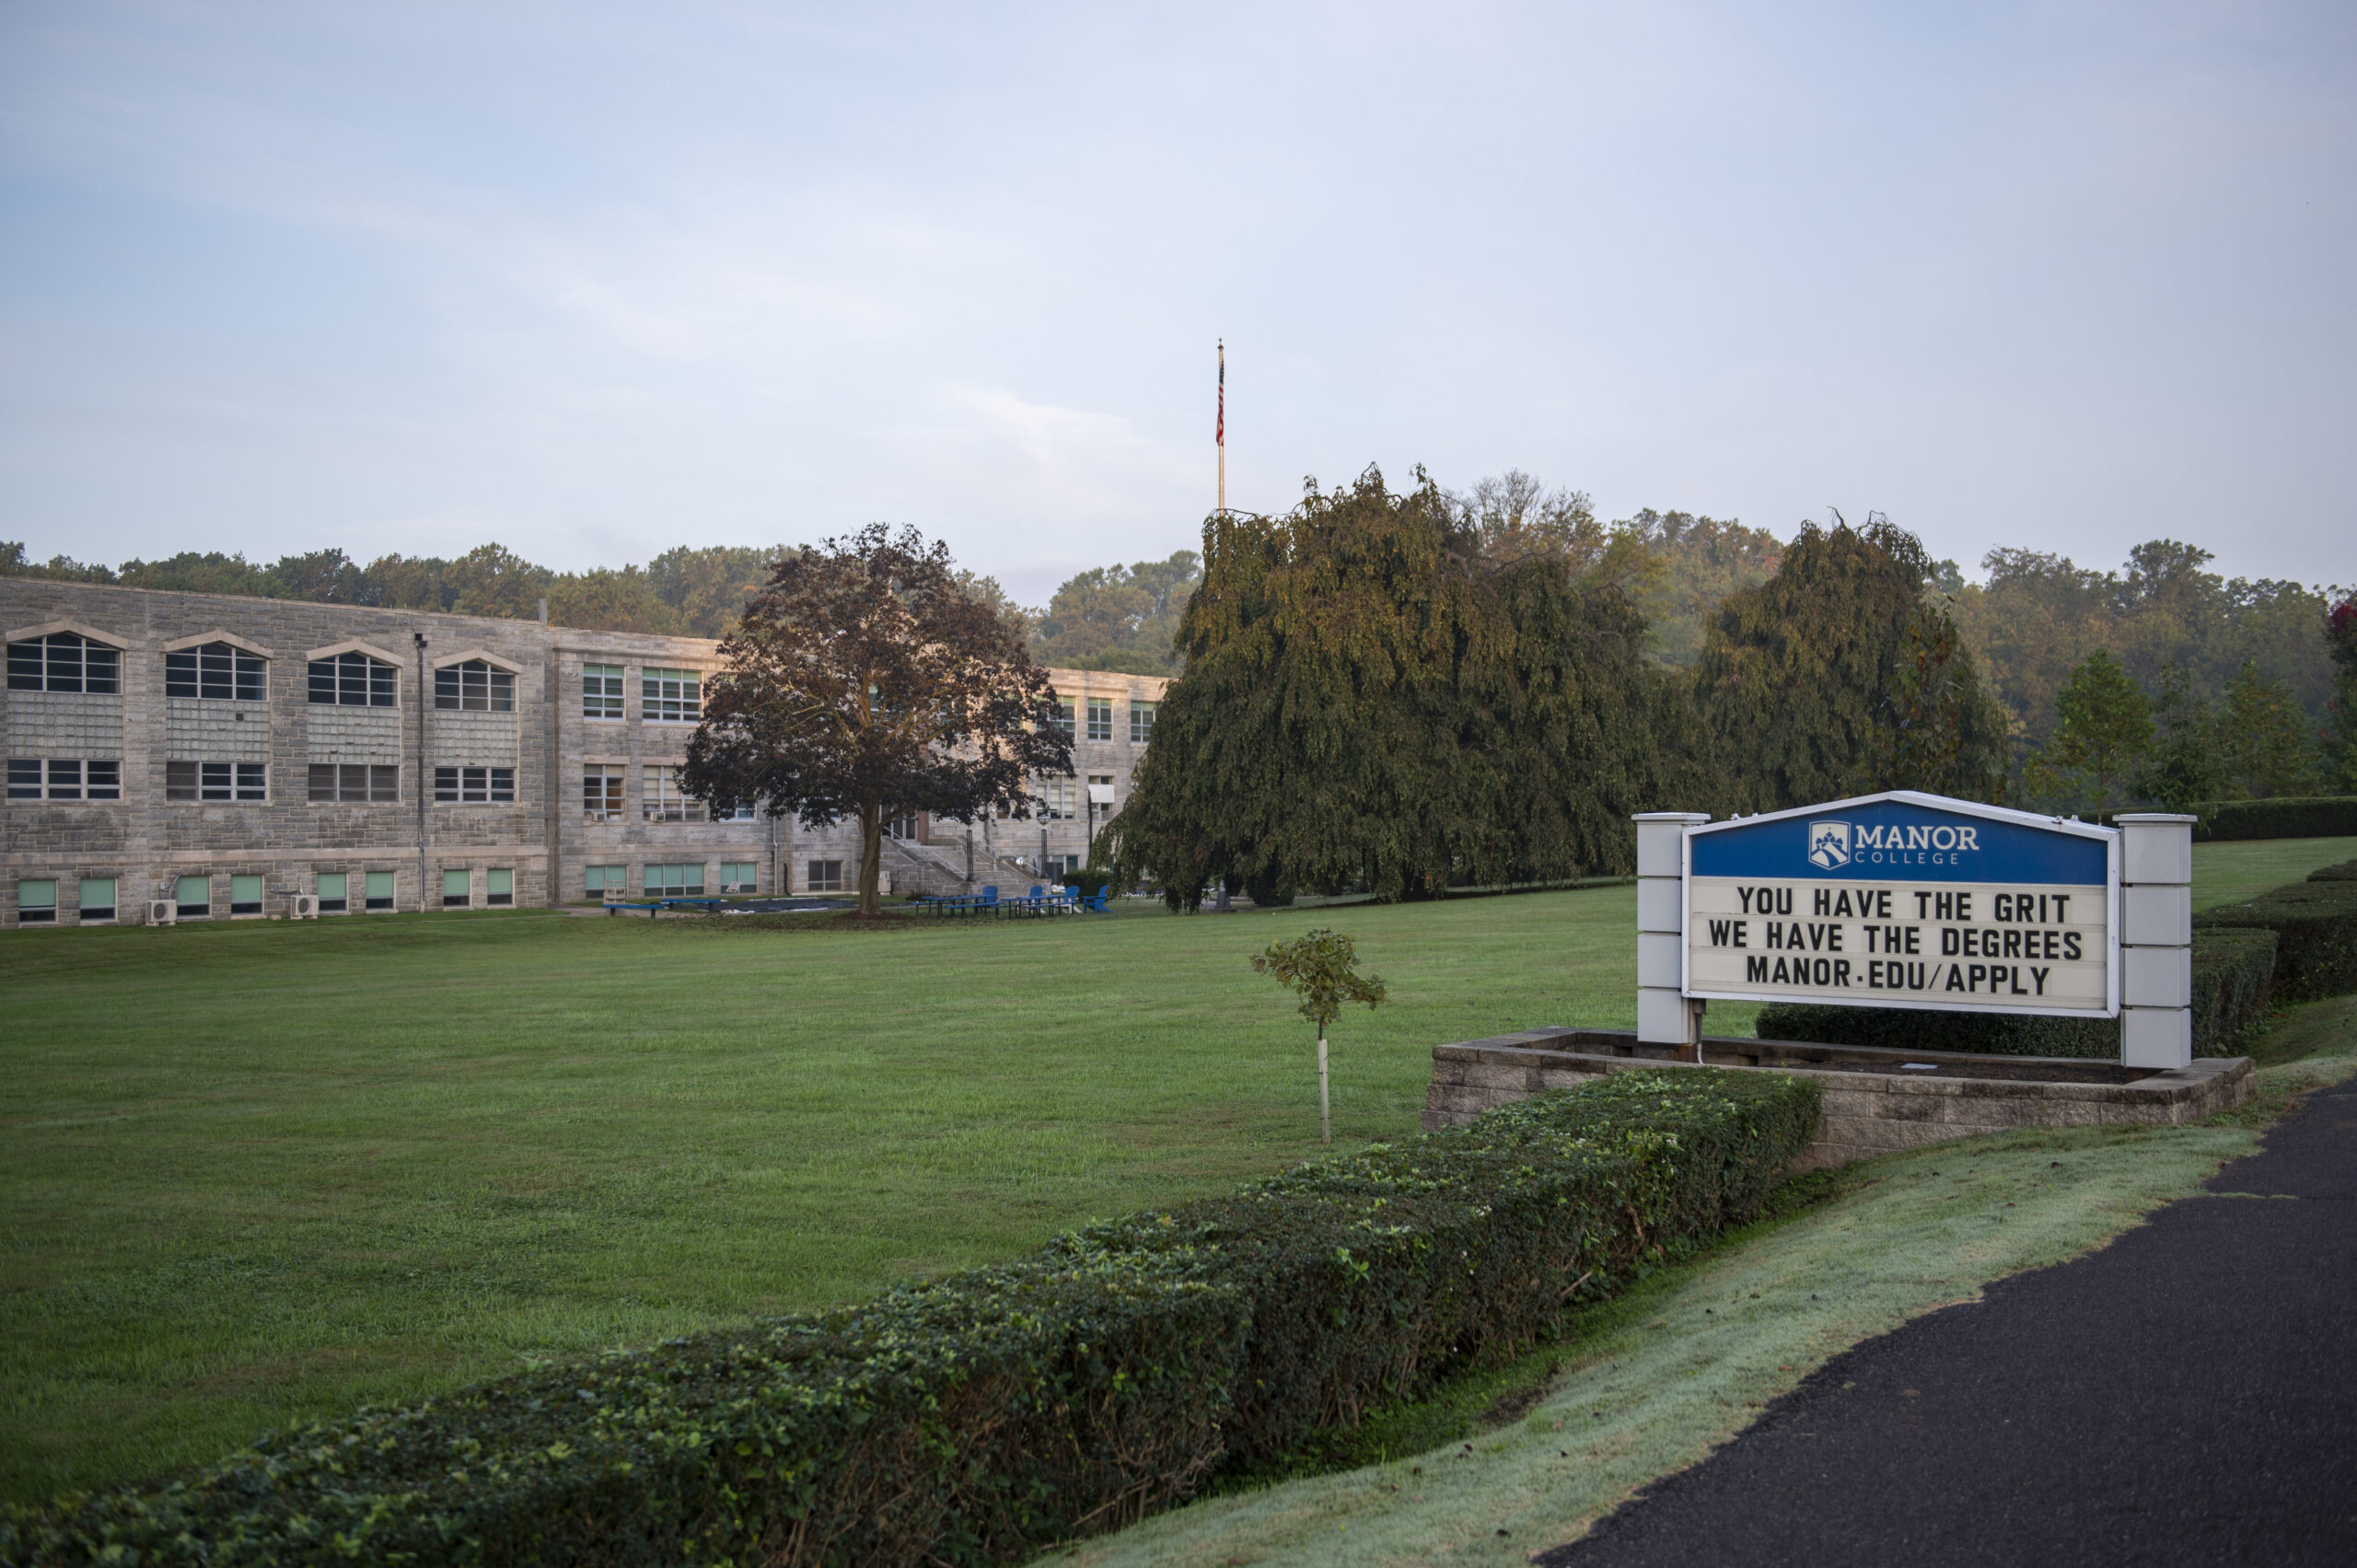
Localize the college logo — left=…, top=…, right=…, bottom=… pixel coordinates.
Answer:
left=1807, top=820, right=1853, bottom=870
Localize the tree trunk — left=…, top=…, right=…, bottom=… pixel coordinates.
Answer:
left=858, top=797, right=883, bottom=917
left=1318, top=1034, right=1330, bottom=1144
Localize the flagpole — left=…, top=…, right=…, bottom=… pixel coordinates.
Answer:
left=1216, top=339, right=1226, bottom=517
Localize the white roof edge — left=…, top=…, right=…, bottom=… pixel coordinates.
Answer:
left=1686, top=789, right=2116, bottom=840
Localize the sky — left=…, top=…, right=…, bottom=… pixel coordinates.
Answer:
left=0, top=1, right=2351, bottom=605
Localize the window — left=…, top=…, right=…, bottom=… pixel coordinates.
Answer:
left=1046, top=854, right=1083, bottom=879
left=442, top=868, right=471, bottom=908
left=886, top=813, right=918, bottom=840
left=486, top=868, right=514, bottom=906
left=1041, top=779, right=1075, bottom=819
left=1131, top=702, right=1156, bottom=743
left=1087, top=773, right=1114, bottom=815
left=719, top=862, right=757, bottom=894
left=308, top=763, right=398, bottom=803
left=1086, top=697, right=1113, bottom=741
left=434, top=766, right=515, bottom=804
left=586, top=865, right=626, bottom=898
left=807, top=859, right=844, bottom=892
left=435, top=659, right=514, bottom=712
left=365, top=870, right=395, bottom=911
left=642, top=668, right=702, bottom=723
left=6, top=760, right=34, bottom=799
left=583, top=766, right=625, bottom=819
left=317, top=872, right=348, bottom=913
left=644, top=863, right=704, bottom=898
left=176, top=874, right=211, bottom=917
left=78, top=877, right=116, bottom=923
left=17, top=878, right=56, bottom=923
left=166, top=642, right=265, bottom=701
left=6, top=633, right=118, bottom=693
left=1048, top=695, right=1075, bottom=737
left=717, top=799, right=756, bottom=821
left=7, top=759, right=115, bottom=799
left=308, top=650, right=395, bottom=706
left=642, top=766, right=703, bottom=821
left=167, top=761, right=265, bottom=801
left=584, top=664, right=625, bottom=720
left=229, top=875, right=263, bottom=916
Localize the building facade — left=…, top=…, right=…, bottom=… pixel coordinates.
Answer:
left=1, top=580, right=1167, bottom=928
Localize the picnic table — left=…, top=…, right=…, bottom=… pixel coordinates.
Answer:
left=911, top=884, right=1110, bottom=918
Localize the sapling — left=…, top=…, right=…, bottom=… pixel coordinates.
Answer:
left=1252, top=927, right=1387, bottom=1143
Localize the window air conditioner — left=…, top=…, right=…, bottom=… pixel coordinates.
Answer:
left=148, top=900, right=177, bottom=926
left=290, top=894, right=319, bottom=920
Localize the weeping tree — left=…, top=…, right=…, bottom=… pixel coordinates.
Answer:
left=1696, top=513, right=2008, bottom=811
left=681, top=525, right=1071, bottom=916
left=1104, top=466, right=1717, bottom=907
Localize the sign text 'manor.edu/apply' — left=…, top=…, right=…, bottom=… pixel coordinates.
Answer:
left=1682, top=793, right=2120, bottom=1018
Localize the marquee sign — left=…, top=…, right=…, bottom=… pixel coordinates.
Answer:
left=1682, top=792, right=2119, bottom=1018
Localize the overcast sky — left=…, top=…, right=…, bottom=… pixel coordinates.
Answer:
left=1, top=2, right=2350, bottom=603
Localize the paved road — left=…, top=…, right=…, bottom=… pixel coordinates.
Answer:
left=1541, top=1075, right=2357, bottom=1567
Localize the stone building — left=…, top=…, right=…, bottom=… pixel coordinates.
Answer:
left=1, top=579, right=1167, bottom=928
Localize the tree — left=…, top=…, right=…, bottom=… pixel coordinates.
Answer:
left=2130, top=664, right=2221, bottom=811
left=2213, top=660, right=2315, bottom=799
left=1031, top=551, right=1202, bottom=674
left=1251, top=928, right=1387, bottom=1144
left=2023, top=649, right=2154, bottom=810
left=1104, top=466, right=1717, bottom=908
left=680, top=525, right=1072, bottom=916
left=1608, top=508, right=1786, bottom=668
left=2323, top=591, right=2357, bottom=793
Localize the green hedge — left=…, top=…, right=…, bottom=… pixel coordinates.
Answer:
left=1757, top=924, right=2282, bottom=1061
left=2193, top=878, right=2357, bottom=1003
left=2188, top=796, right=2357, bottom=842
left=2308, top=859, right=2357, bottom=882
left=3, top=1070, right=1819, bottom=1568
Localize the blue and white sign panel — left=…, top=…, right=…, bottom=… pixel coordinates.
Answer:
left=1683, top=791, right=2119, bottom=1017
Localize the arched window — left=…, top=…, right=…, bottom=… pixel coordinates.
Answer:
left=6, top=632, right=120, bottom=694
left=165, top=641, right=265, bottom=701
left=435, top=659, right=514, bottom=712
left=308, top=650, right=395, bottom=706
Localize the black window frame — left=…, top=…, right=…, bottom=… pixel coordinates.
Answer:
left=434, top=659, right=515, bottom=713
left=435, top=765, right=516, bottom=804
left=6, top=633, right=120, bottom=694
left=165, top=641, right=266, bottom=702
left=308, top=651, right=396, bottom=707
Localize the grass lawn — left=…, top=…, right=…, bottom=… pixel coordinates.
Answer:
left=4, top=833, right=2349, bottom=1504
left=2189, top=834, right=2357, bottom=909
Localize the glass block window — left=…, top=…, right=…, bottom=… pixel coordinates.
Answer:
left=6, top=633, right=119, bottom=693
left=435, top=660, right=514, bottom=712
left=719, top=862, right=757, bottom=894
left=442, top=868, right=471, bottom=908
left=434, top=766, right=516, bottom=804
left=175, top=874, right=211, bottom=917
left=308, top=650, right=396, bottom=706
left=642, top=668, right=702, bottom=723
left=1086, top=697, right=1113, bottom=741
left=167, top=761, right=265, bottom=801
left=365, top=870, right=395, bottom=911
left=17, top=878, right=56, bottom=923
left=643, top=863, right=704, bottom=898
left=1130, top=702, right=1156, bottom=743
left=642, top=766, right=704, bottom=821
left=807, top=859, right=844, bottom=892
left=486, top=868, right=514, bottom=906
left=79, top=877, right=117, bottom=922
left=229, top=875, right=263, bottom=915
left=586, top=865, right=626, bottom=896
left=166, top=642, right=265, bottom=701
left=584, top=664, right=625, bottom=720
left=317, top=872, right=348, bottom=912
left=308, top=763, right=398, bottom=803
left=583, top=765, right=625, bottom=819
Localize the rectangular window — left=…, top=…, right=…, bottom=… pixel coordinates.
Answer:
left=78, top=877, right=116, bottom=923
left=1041, top=779, right=1075, bottom=819
left=45, top=760, right=81, bottom=799
left=583, top=765, right=625, bottom=819
left=365, top=870, right=395, bottom=911
left=807, top=859, right=844, bottom=892
left=229, top=874, right=263, bottom=915
left=486, top=867, right=514, bottom=906
left=170, top=761, right=263, bottom=801
left=176, top=874, right=211, bottom=918
left=1131, top=702, right=1156, bottom=743
left=6, top=759, right=39, bottom=798
left=8, top=759, right=122, bottom=801
left=86, top=761, right=120, bottom=799
left=308, top=763, right=398, bottom=803
left=642, top=668, right=702, bottom=723
left=434, top=660, right=515, bottom=712
left=442, top=868, right=471, bottom=908
left=317, top=872, right=348, bottom=912
left=308, top=651, right=396, bottom=706
left=6, top=633, right=118, bottom=693
left=584, top=664, right=625, bottom=720
left=719, top=862, right=757, bottom=894
left=642, top=766, right=704, bottom=822
left=1048, top=696, right=1075, bottom=737
left=435, top=766, right=515, bottom=804
left=1086, top=697, right=1113, bottom=741
left=586, top=864, right=626, bottom=897
left=17, top=878, right=57, bottom=923
left=166, top=642, right=266, bottom=701
left=644, top=863, right=704, bottom=898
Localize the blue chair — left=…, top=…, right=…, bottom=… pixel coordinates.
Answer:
left=981, top=885, right=998, bottom=904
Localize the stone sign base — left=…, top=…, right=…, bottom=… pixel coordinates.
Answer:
left=1421, top=1028, right=2254, bottom=1173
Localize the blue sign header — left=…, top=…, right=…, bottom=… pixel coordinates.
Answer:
left=1689, top=796, right=2108, bottom=886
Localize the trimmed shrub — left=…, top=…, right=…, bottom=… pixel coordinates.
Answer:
left=2, top=1070, right=1818, bottom=1568
left=2194, top=879, right=2357, bottom=1002
left=2308, top=859, right=2357, bottom=882
left=2188, top=796, right=2357, bottom=842
left=2188, top=927, right=2279, bottom=1051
